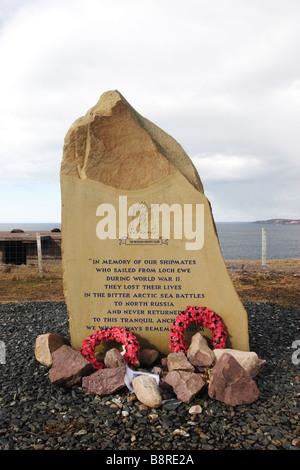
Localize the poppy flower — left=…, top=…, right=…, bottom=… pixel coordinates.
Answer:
left=169, top=306, right=227, bottom=353
left=80, top=327, right=140, bottom=370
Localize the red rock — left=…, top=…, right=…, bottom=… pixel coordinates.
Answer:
left=208, top=353, right=259, bottom=406
left=138, top=349, right=160, bottom=367
left=167, top=352, right=195, bottom=372
left=164, top=370, right=205, bottom=403
left=49, top=345, right=94, bottom=387
left=82, top=366, right=126, bottom=396
left=213, top=348, right=266, bottom=377
left=187, top=332, right=215, bottom=367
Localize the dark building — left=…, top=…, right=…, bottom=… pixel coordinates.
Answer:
left=0, top=229, right=62, bottom=265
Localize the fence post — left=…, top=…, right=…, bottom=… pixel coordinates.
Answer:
left=262, top=227, right=267, bottom=266
left=0, top=340, right=5, bottom=364
left=36, top=233, right=44, bottom=278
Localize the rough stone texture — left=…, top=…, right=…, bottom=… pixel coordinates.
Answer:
left=208, top=353, right=260, bottom=406
left=167, top=352, right=195, bottom=372
left=82, top=366, right=126, bottom=396
left=49, top=345, right=94, bottom=387
left=187, top=332, right=215, bottom=367
left=132, top=375, right=162, bottom=409
left=35, top=333, right=70, bottom=367
left=213, top=348, right=266, bottom=377
left=163, top=370, right=205, bottom=403
left=138, top=349, right=160, bottom=367
left=61, top=90, right=203, bottom=192
left=104, top=348, right=126, bottom=368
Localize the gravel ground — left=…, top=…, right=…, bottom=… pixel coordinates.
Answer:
left=0, top=301, right=299, bottom=452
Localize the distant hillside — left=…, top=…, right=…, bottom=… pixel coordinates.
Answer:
left=253, top=218, right=300, bottom=225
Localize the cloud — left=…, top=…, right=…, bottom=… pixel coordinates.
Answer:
left=192, top=154, right=264, bottom=182
left=0, top=0, right=299, bottom=221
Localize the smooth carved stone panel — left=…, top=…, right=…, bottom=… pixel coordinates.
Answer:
left=60, top=90, right=250, bottom=355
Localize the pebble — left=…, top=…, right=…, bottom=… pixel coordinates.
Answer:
left=173, top=429, right=190, bottom=437
left=189, top=405, right=202, bottom=415
left=0, top=301, right=299, bottom=450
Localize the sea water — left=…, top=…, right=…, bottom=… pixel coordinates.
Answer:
left=0, top=222, right=299, bottom=260
left=216, top=222, right=300, bottom=260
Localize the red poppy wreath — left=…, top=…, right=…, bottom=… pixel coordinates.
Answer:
left=80, top=327, right=140, bottom=370
left=169, top=306, right=227, bottom=353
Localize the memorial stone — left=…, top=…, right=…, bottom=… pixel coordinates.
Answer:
left=60, top=90, right=249, bottom=356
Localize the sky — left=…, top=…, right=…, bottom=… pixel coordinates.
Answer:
left=0, top=0, right=299, bottom=223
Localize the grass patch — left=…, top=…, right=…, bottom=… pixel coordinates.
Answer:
left=227, top=259, right=300, bottom=309
left=0, top=264, right=64, bottom=303
left=0, top=259, right=299, bottom=309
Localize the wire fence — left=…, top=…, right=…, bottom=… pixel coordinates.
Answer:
left=1, top=225, right=299, bottom=269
